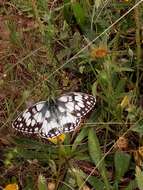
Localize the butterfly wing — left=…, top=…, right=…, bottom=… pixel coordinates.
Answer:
left=39, top=114, right=62, bottom=139
left=57, top=92, right=96, bottom=118
left=44, top=92, right=96, bottom=136
left=12, top=92, right=96, bottom=139
left=12, top=101, right=47, bottom=134
left=39, top=107, right=81, bottom=139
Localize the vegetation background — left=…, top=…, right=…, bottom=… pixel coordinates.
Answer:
left=0, top=0, right=143, bottom=189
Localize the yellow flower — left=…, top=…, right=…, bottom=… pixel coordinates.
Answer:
left=4, top=183, right=19, bottom=190
left=48, top=134, right=66, bottom=144
left=90, top=47, right=108, bottom=59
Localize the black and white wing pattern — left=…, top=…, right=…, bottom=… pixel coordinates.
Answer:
left=57, top=92, right=96, bottom=118
left=12, top=92, right=96, bottom=139
left=12, top=101, right=47, bottom=134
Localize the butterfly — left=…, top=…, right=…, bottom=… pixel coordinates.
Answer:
left=12, top=92, right=96, bottom=139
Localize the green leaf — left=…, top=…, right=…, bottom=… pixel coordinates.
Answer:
left=88, top=176, right=104, bottom=190
left=92, top=81, right=97, bottom=97
left=63, top=0, right=74, bottom=25
left=131, top=120, right=143, bottom=135
left=73, top=168, right=85, bottom=188
left=88, top=128, right=102, bottom=166
left=38, top=174, right=47, bottom=190
left=136, top=166, right=143, bottom=190
left=72, top=128, right=88, bottom=151
left=88, top=128, right=111, bottom=190
left=114, top=151, right=131, bottom=182
left=71, top=2, right=86, bottom=26
left=124, top=179, right=137, bottom=190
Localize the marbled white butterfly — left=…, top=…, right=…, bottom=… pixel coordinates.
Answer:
left=12, top=92, right=96, bottom=139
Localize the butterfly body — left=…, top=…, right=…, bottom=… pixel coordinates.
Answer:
left=12, top=92, right=96, bottom=139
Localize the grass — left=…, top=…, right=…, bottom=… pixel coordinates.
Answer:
left=0, top=0, right=143, bottom=189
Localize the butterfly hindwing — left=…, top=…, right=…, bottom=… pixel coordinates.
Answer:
left=39, top=107, right=81, bottom=138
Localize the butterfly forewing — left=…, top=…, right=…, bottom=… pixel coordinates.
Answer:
left=12, top=92, right=96, bottom=139
left=57, top=92, right=96, bottom=118
left=12, top=101, right=47, bottom=134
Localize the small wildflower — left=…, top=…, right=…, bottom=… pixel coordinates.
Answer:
left=116, top=136, right=128, bottom=150
left=48, top=134, right=66, bottom=144
left=4, top=183, right=19, bottom=190
left=90, top=47, right=108, bottom=59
